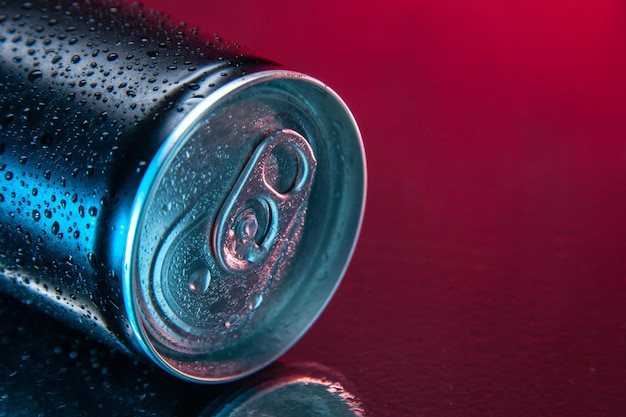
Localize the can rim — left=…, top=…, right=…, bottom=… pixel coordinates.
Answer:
left=123, top=69, right=367, bottom=383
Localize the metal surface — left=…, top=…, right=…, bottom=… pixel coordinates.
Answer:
left=126, top=70, right=365, bottom=382
left=0, top=0, right=270, bottom=353
left=3, top=0, right=626, bottom=415
left=0, top=0, right=365, bottom=383
left=212, top=129, right=317, bottom=274
left=0, top=293, right=365, bottom=416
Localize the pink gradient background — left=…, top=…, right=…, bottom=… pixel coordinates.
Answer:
left=143, top=1, right=626, bottom=415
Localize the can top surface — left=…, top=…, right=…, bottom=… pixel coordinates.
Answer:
left=124, top=70, right=366, bottom=382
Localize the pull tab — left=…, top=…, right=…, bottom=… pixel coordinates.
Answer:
left=212, top=129, right=317, bottom=273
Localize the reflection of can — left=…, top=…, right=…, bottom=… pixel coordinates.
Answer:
left=200, top=363, right=366, bottom=416
left=0, top=0, right=365, bottom=382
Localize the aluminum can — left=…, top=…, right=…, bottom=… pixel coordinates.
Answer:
left=0, top=0, right=365, bottom=382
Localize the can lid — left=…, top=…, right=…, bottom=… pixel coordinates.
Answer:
left=124, top=70, right=366, bottom=382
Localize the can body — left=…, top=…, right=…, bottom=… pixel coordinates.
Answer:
left=0, top=0, right=365, bottom=382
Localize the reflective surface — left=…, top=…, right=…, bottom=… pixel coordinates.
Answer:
left=126, top=71, right=365, bottom=382
left=0, top=0, right=364, bottom=385
left=4, top=0, right=626, bottom=415
left=199, top=363, right=365, bottom=417
left=0, top=295, right=364, bottom=416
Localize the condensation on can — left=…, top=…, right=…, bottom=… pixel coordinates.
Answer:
left=0, top=0, right=365, bottom=382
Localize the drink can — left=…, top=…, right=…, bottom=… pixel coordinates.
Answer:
left=0, top=0, right=365, bottom=382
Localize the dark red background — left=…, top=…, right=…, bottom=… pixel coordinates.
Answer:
left=134, top=1, right=626, bottom=415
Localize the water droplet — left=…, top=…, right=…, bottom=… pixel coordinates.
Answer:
left=225, top=314, right=239, bottom=329
left=0, top=114, right=14, bottom=130
left=32, top=210, right=40, bottom=222
left=88, top=252, right=98, bottom=269
left=88, top=206, right=98, bottom=216
left=51, top=221, right=60, bottom=235
left=106, top=52, right=118, bottom=61
left=71, top=55, right=81, bottom=64
left=250, top=293, right=263, bottom=310
left=187, top=265, right=211, bottom=294
left=136, top=160, right=146, bottom=173
left=4, top=171, right=13, bottom=180
left=27, top=69, right=43, bottom=82
left=39, top=133, right=53, bottom=147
